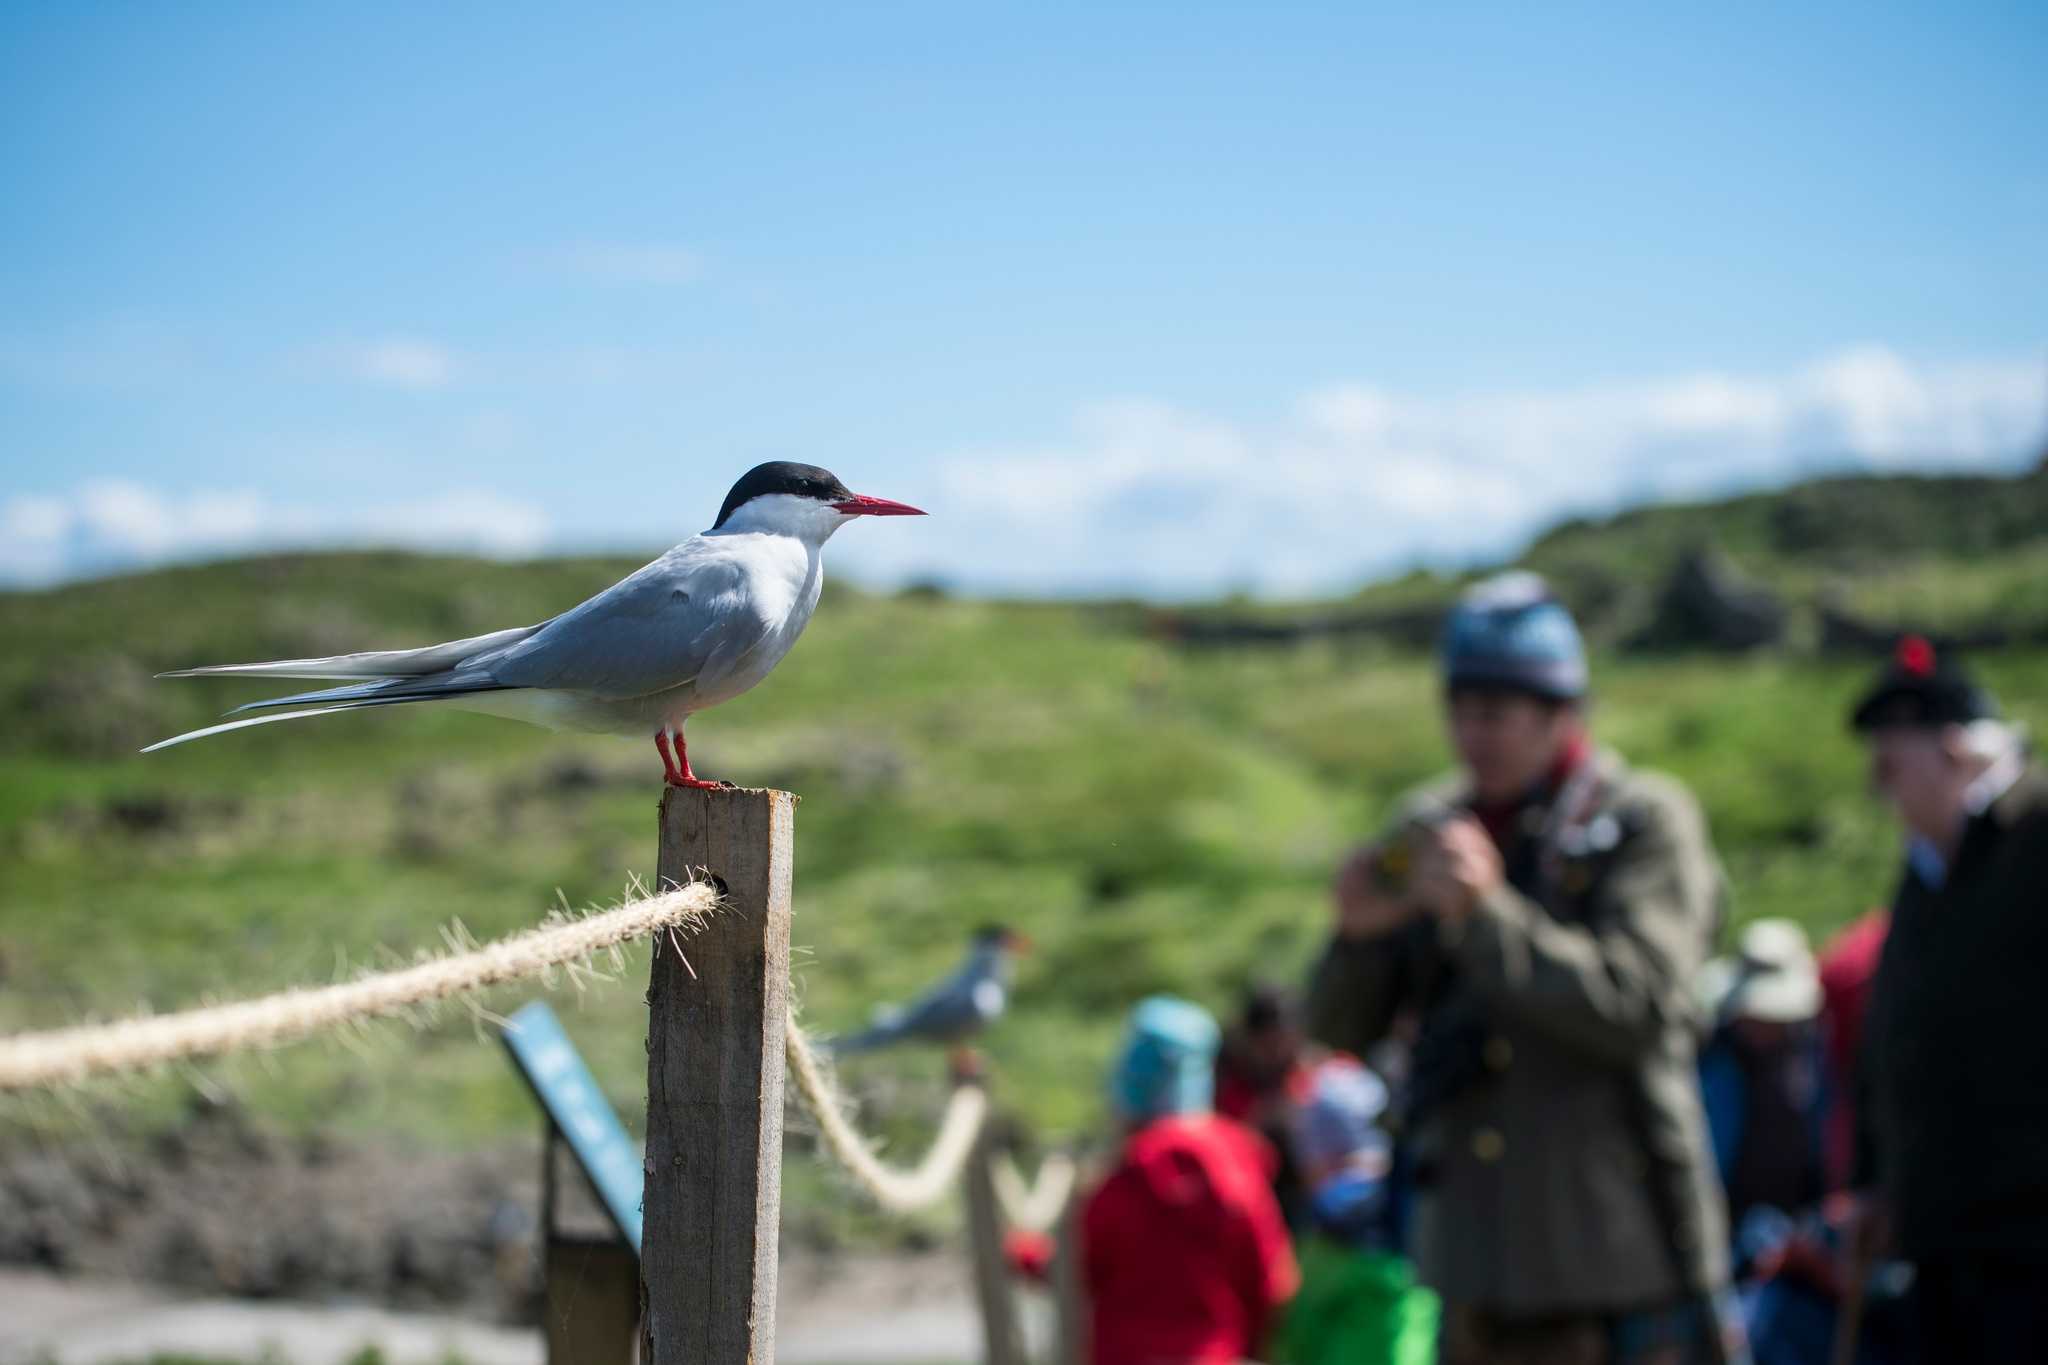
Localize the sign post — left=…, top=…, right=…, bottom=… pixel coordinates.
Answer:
left=503, top=1000, right=646, bottom=1364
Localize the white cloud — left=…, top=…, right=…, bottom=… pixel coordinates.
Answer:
left=8, top=345, right=2041, bottom=595
left=554, top=242, right=704, bottom=286
left=1299, top=385, right=1397, bottom=441
left=374, top=490, right=551, bottom=556
left=331, top=337, right=460, bottom=390
left=839, top=346, right=2047, bottom=597
left=0, top=480, right=550, bottom=586
left=2, top=493, right=72, bottom=544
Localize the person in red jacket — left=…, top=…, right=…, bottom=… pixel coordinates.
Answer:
left=1082, top=995, right=1300, bottom=1365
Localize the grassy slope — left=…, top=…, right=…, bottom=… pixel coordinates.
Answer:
left=1, top=497, right=2043, bottom=1234
left=1521, top=461, right=2048, bottom=637
left=1268, top=461, right=2048, bottom=635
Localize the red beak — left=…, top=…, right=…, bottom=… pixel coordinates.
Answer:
left=832, top=493, right=927, bottom=517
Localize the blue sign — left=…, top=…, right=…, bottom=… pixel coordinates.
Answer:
left=501, top=1000, right=644, bottom=1252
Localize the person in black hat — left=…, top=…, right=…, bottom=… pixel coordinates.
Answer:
left=1847, top=635, right=2048, bottom=1364
left=1851, top=633, right=2015, bottom=859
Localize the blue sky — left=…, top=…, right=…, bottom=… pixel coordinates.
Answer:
left=3, top=2, right=2043, bottom=594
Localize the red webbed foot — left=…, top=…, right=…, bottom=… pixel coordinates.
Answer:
left=660, top=726, right=729, bottom=789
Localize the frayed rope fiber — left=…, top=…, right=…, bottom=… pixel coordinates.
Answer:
left=0, top=883, right=721, bottom=1091
left=783, top=1007, right=989, bottom=1213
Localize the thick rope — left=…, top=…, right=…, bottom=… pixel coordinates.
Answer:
left=0, top=884, right=721, bottom=1091
left=993, top=1151, right=1078, bottom=1232
left=783, top=1009, right=990, bottom=1213
left=0, top=881, right=995, bottom=1214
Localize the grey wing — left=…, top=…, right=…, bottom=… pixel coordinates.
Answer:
left=485, top=546, right=758, bottom=699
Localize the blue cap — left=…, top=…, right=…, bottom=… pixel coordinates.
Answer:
left=1440, top=571, right=1588, bottom=701
left=1110, top=995, right=1219, bottom=1121
left=1291, top=1058, right=1394, bottom=1245
left=1290, top=1056, right=1390, bottom=1175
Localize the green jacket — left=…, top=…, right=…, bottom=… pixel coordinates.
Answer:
left=1306, top=748, right=1729, bottom=1314
left=1864, top=765, right=2048, bottom=1261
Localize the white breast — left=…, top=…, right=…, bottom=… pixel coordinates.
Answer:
left=682, top=536, right=823, bottom=711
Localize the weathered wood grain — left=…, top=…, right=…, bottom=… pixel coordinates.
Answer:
left=641, top=785, right=795, bottom=1365
left=963, top=1117, right=1028, bottom=1365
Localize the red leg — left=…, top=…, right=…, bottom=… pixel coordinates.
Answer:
left=666, top=725, right=724, bottom=790
left=654, top=730, right=683, bottom=784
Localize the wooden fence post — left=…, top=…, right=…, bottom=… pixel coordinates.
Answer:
left=964, top=1118, right=1029, bottom=1365
left=641, top=786, right=795, bottom=1365
left=1050, top=1178, right=1088, bottom=1365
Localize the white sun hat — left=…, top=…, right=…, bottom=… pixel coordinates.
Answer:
left=1697, top=917, right=1824, bottom=1024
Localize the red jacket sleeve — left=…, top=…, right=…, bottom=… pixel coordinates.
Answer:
left=1081, top=1166, right=1128, bottom=1308
left=1228, top=1129, right=1300, bottom=1343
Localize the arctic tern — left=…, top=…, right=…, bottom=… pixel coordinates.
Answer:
left=145, top=462, right=925, bottom=787
left=827, top=925, right=1029, bottom=1057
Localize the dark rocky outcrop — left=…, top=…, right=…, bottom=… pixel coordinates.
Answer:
left=1629, top=546, right=1787, bottom=652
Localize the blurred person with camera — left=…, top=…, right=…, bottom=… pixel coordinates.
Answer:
left=1846, top=637, right=2048, bottom=1363
left=1307, top=573, right=1736, bottom=1365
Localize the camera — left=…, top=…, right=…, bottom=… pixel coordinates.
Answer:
left=1367, top=802, right=1460, bottom=898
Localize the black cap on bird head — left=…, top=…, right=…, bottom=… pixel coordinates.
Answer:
left=714, top=463, right=853, bottom=528
left=713, top=461, right=927, bottom=529
left=973, top=923, right=1029, bottom=952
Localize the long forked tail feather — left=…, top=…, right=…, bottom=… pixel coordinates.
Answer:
left=141, top=703, right=386, bottom=753
left=224, top=673, right=512, bottom=716
left=155, top=623, right=546, bottom=683
left=820, top=1031, right=879, bottom=1059
left=143, top=676, right=518, bottom=753
left=146, top=620, right=537, bottom=750
left=822, top=1007, right=910, bottom=1058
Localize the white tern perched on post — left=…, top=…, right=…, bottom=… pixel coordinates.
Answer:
left=146, top=462, right=925, bottom=787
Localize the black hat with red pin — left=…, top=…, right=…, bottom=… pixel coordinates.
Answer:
left=1848, top=634, right=2001, bottom=733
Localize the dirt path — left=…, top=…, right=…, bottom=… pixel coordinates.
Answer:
left=0, top=1101, right=1049, bottom=1362
left=0, top=1269, right=541, bottom=1365
left=2, top=1254, right=1002, bottom=1364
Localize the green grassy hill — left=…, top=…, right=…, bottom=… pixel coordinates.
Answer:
left=1160, top=458, right=2048, bottom=650
left=1519, top=458, right=2048, bottom=642
left=2, top=467, right=2043, bottom=1237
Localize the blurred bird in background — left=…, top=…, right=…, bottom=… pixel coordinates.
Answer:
left=145, top=462, right=924, bottom=787
left=828, top=925, right=1030, bottom=1058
